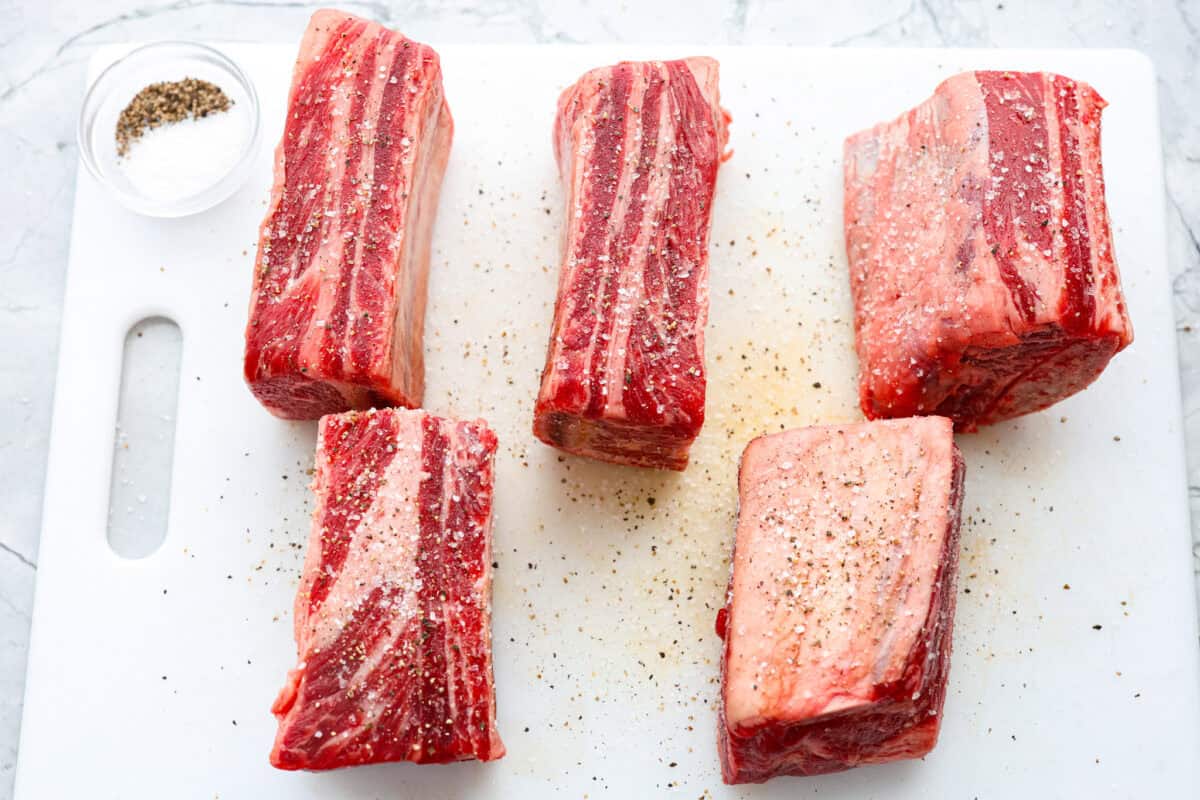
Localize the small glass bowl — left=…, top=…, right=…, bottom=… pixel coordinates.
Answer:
left=77, top=42, right=261, bottom=218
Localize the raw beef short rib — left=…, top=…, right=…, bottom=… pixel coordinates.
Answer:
left=270, top=408, right=505, bottom=769
left=717, top=417, right=964, bottom=782
left=244, top=10, right=453, bottom=420
left=844, top=71, right=1132, bottom=431
left=533, top=57, right=730, bottom=470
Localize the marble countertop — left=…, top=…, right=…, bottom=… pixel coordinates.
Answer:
left=1, top=0, right=1197, bottom=795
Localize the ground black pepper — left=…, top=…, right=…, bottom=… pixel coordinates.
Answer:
left=115, top=77, right=232, bottom=156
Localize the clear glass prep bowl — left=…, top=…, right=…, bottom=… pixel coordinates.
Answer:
left=77, top=42, right=261, bottom=218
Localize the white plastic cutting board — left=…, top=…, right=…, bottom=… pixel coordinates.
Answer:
left=16, top=44, right=1200, bottom=799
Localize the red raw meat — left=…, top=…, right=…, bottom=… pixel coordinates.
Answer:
left=844, top=71, right=1132, bottom=431
left=533, top=57, right=730, bottom=470
left=271, top=408, right=505, bottom=769
left=244, top=10, right=453, bottom=420
left=717, top=417, right=964, bottom=782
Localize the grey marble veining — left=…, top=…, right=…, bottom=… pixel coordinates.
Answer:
left=0, top=1, right=1197, bottom=796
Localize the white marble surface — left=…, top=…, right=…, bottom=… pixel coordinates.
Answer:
left=0, top=1, right=1197, bottom=796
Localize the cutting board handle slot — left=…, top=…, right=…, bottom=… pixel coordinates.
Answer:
left=106, top=316, right=182, bottom=559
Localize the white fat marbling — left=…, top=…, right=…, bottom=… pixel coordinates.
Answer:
left=1, top=1, right=1197, bottom=796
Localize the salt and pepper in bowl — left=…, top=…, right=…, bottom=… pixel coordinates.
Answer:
left=77, top=42, right=260, bottom=218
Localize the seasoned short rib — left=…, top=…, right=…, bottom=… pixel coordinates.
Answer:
left=244, top=10, right=453, bottom=420
left=717, top=417, right=964, bottom=782
left=271, top=408, right=505, bottom=769
left=844, top=71, right=1132, bottom=431
left=533, top=57, right=730, bottom=470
